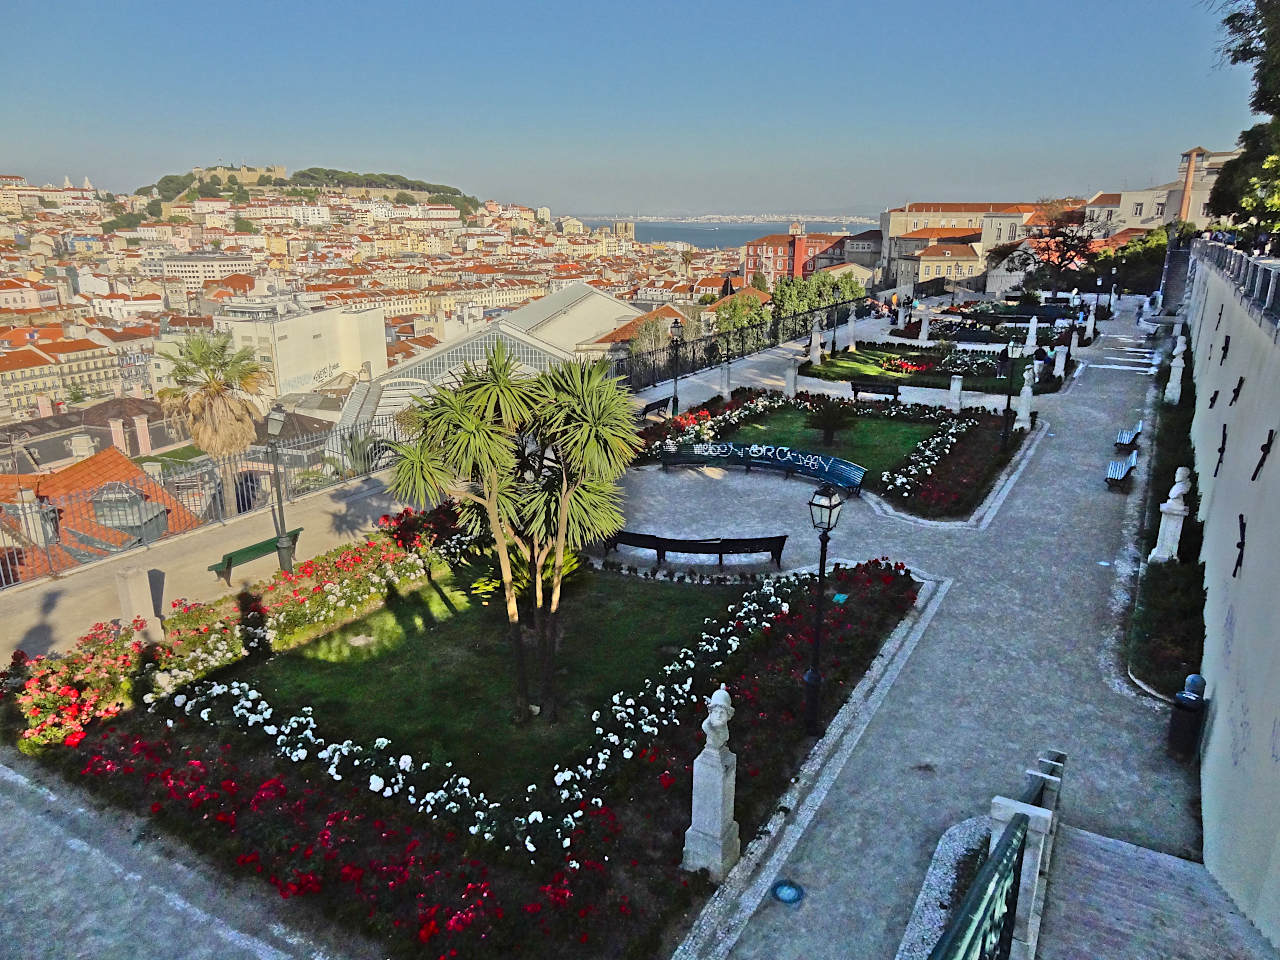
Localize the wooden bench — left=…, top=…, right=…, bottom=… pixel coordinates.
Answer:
left=1114, top=419, right=1144, bottom=449
left=605, top=531, right=786, bottom=568
left=1105, top=451, right=1138, bottom=490
left=208, top=528, right=302, bottom=585
left=637, top=396, right=672, bottom=420
left=850, top=379, right=900, bottom=400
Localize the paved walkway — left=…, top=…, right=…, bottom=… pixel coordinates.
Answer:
left=0, top=475, right=407, bottom=661
left=639, top=299, right=1203, bottom=958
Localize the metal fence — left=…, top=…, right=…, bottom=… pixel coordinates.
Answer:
left=927, top=814, right=1028, bottom=960
left=607, top=298, right=866, bottom=392
left=0, top=414, right=411, bottom=590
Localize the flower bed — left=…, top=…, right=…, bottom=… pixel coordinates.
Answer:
left=5, top=550, right=919, bottom=958
left=880, top=415, right=1023, bottom=518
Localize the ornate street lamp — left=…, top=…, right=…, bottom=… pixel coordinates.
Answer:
left=1000, top=340, right=1023, bottom=451
left=669, top=317, right=684, bottom=416
left=265, top=403, right=294, bottom=573
left=804, top=483, right=844, bottom=736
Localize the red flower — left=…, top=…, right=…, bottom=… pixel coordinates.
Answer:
left=63, top=730, right=86, bottom=747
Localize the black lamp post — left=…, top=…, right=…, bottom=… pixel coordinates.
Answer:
left=265, top=403, right=294, bottom=573
left=1000, top=340, right=1022, bottom=451
left=804, top=483, right=844, bottom=736
left=669, top=317, right=684, bottom=416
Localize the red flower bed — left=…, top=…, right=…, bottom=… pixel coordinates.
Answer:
left=908, top=416, right=1019, bottom=518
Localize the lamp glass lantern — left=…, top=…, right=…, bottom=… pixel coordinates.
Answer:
left=808, top=484, right=844, bottom=533
left=266, top=403, right=287, bottom=438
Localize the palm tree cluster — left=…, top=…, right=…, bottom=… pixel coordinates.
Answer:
left=389, top=342, right=641, bottom=722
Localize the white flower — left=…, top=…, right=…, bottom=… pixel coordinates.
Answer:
left=369, top=774, right=385, bottom=792
left=525, top=836, right=537, bottom=853
left=398, top=754, right=412, bottom=771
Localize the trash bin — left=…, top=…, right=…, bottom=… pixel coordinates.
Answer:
left=1168, top=686, right=1205, bottom=759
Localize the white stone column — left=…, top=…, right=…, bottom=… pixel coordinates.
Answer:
left=1014, top=366, right=1034, bottom=430
left=896, top=301, right=907, bottom=328
left=785, top=360, right=798, bottom=398
left=720, top=361, right=731, bottom=400
left=132, top=415, right=152, bottom=455
left=848, top=316, right=857, bottom=353
left=1024, top=315, right=1038, bottom=352
left=1053, top=347, right=1067, bottom=379
left=108, top=417, right=128, bottom=453
left=1085, top=307, right=1096, bottom=342
left=1070, top=329, right=1080, bottom=354
left=1149, top=467, right=1192, bottom=563
left=1164, top=336, right=1186, bottom=406
left=917, top=313, right=931, bottom=343
left=115, top=565, right=162, bottom=645
left=809, top=318, right=822, bottom=366
left=949, top=375, right=963, bottom=412
left=682, top=686, right=741, bottom=882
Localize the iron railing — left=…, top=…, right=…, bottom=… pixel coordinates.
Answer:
left=0, top=413, right=411, bottom=590
left=927, top=813, right=1029, bottom=960
left=608, top=298, right=867, bottom=391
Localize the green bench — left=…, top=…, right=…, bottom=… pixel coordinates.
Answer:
left=207, top=528, right=302, bottom=585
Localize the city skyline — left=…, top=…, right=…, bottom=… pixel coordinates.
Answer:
left=1, top=0, right=1256, bottom=214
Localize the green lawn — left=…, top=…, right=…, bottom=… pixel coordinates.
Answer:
left=803, top=348, right=1058, bottom=395
left=232, top=568, right=746, bottom=799
left=722, top=407, right=936, bottom=484
left=133, top=444, right=205, bottom=466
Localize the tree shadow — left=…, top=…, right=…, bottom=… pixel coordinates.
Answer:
left=16, top=588, right=63, bottom=657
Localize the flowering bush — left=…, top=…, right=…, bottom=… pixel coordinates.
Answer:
left=881, top=415, right=1022, bottom=517
left=877, top=355, right=936, bottom=374
left=880, top=417, right=979, bottom=498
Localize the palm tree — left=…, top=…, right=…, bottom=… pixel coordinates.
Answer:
left=680, top=248, right=696, bottom=278
left=522, top=359, right=640, bottom=720
left=805, top=396, right=854, bottom=447
left=389, top=341, right=537, bottom=714
left=158, top=333, right=268, bottom=517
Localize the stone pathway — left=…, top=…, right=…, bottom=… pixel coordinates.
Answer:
left=641, top=300, right=1208, bottom=958
left=1038, top=826, right=1277, bottom=960
left=0, top=747, right=363, bottom=960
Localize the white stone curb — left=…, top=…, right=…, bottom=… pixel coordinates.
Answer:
left=893, top=816, right=992, bottom=960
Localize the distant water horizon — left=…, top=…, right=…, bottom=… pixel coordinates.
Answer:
left=580, top=219, right=861, bottom=250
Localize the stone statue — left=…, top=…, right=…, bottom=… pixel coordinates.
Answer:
left=1022, top=363, right=1035, bottom=391
left=702, top=685, right=734, bottom=750
left=1167, top=466, right=1192, bottom=508
left=1172, top=336, right=1186, bottom=360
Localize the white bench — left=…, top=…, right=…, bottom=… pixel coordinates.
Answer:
left=1105, top=450, right=1138, bottom=489
left=1115, top=419, right=1143, bottom=449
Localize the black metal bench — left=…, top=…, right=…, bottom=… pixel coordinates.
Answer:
left=850, top=379, right=900, bottom=399
left=637, top=396, right=673, bottom=420
left=605, top=530, right=786, bottom=568
left=1114, top=419, right=1143, bottom=449
left=208, top=528, right=302, bottom=585
left=661, top=444, right=866, bottom=496
left=1105, top=451, right=1138, bottom=490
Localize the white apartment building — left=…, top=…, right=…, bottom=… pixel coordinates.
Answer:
left=202, top=295, right=389, bottom=398
left=139, top=252, right=256, bottom=292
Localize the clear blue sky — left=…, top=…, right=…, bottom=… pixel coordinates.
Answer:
left=0, top=0, right=1255, bottom=216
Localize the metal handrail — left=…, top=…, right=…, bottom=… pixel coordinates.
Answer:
left=927, top=813, right=1028, bottom=960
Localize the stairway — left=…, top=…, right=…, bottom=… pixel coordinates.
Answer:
left=1163, top=247, right=1191, bottom=311
left=1038, top=826, right=1278, bottom=960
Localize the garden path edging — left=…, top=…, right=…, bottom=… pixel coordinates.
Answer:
left=892, top=815, right=992, bottom=960
left=671, top=565, right=953, bottom=960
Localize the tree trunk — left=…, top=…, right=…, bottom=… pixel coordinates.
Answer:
left=487, top=503, right=530, bottom=717
left=823, top=425, right=835, bottom=446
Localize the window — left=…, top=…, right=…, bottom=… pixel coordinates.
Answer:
left=946, top=264, right=953, bottom=276
left=1132, top=202, right=1144, bottom=217
left=1155, top=202, right=1166, bottom=218
left=1105, top=209, right=1114, bottom=222
left=968, top=265, right=974, bottom=275
left=995, top=226, right=1002, bottom=242
left=1202, top=202, right=1211, bottom=218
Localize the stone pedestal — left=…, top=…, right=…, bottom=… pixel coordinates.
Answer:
left=949, top=375, right=963, bottom=412
left=720, top=362, right=731, bottom=400
left=115, top=565, right=161, bottom=645
left=917, top=313, right=931, bottom=343
left=809, top=320, right=822, bottom=366
left=1025, top=316, right=1038, bottom=352
left=1085, top=307, right=1096, bottom=342
left=1152, top=290, right=1163, bottom=314
left=848, top=318, right=857, bottom=354
left=1165, top=356, right=1185, bottom=405
left=1149, top=500, right=1189, bottom=563
left=1070, top=329, right=1080, bottom=355
left=682, top=687, right=741, bottom=882
left=1052, top=348, right=1067, bottom=379
left=1015, top=383, right=1033, bottom=430
left=785, top=361, right=798, bottom=398
left=896, top=302, right=906, bottom=327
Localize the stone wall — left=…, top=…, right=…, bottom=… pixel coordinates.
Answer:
left=1183, top=244, right=1280, bottom=949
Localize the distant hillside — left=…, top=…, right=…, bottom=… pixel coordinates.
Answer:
left=134, top=166, right=480, bottom=216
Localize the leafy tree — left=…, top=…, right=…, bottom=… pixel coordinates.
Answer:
left=157, top=334, right=268, bottom=517
left=197, top=182, right=222, bottom=199
left=393, top=191, right=417, bottom=205
left=67, top=385, right=87, bottom=403
left=226, top=174, right=239, bottom=186
left=146, top=198, right=163, bottom=218
left=628, top=316, right=668, bottom=355
left=233, top=216, right=257, bottom=234
left=207, top=175, right=222, bottom=187
left=999, top=201, right=1101, bottom=298
left=805, top=395, right=854, bottom=446
left=102, top=212, right=144, bottom=233
left=230, top=186, right=250, bottom=204
left=38, top=198, right=58, bottom=208
left=257, top=174, right=274, bottom=186
left=108, top=202, right=126, bottom=216
left=698, top=292, right=717, bottom=305
left=679, top=249, right=696, bottom=276
left=751, top=270, right=768, bottom=291
left=1219, top=0, right=1280, bottom=115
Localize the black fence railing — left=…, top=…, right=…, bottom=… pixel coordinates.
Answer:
left=607, top=298, right=866, bottom=392
left=927, top=813, right=1028, bottom=960
left=0, top=414, right=411, bottom=591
